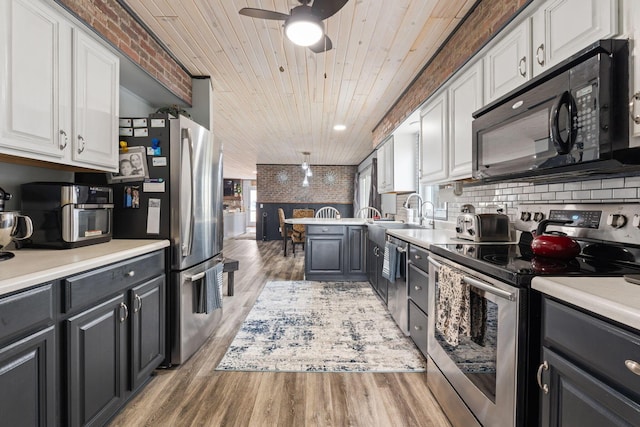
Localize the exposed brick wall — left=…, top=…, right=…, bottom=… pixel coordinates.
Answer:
left=372, top=0, right=530, bottom=146
left=56, top=0, right=192, bottom=104
left=257, top=164, right=356, bottom=204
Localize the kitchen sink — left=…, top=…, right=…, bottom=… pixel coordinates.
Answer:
left=367, top=222, right=423, bottom=246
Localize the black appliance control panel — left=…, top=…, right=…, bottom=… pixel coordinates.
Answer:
left=548, top=209, right=602, bottom=229
left=515, top=203, right=640, bottom=246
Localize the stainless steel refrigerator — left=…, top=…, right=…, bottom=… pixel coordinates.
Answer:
left=114, top=114, right=223, bottom=365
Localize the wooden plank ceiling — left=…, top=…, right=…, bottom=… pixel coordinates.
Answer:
left=122, top=0, right=475, bottom=178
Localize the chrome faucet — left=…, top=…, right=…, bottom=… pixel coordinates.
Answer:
left=420, top=201, right=435, bottom=229
left=403, top=193, right=423, bottom=222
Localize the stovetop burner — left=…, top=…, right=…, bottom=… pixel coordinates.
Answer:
left=430, top=239, right=640, bottom=287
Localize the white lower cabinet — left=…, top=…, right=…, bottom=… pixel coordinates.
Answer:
left=0, top=0, right=119, bottom=172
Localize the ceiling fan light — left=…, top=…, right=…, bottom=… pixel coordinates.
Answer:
left=285, top=14, right=323, bottom=46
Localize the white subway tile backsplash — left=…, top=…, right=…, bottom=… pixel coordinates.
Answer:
left=563, top=182, right=582, bottom=191
left=534, top=184, right=549, bottom=193
left=556, top=191, right=572, bottom=199
left=548, top=183, right=564, bottom=192
left=590, top=189, right=613, bottom=199
left=624, top=176, right=640, bottom=187
left=582, top=180, right=602, bottom=190
left=613, top=188, right=638, bottom=199
left=571, top=190, right=591, bottom=199
left=602, top=178, right=625, bottom=189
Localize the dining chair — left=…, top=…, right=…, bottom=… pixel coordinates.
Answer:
left=277, top=208, right=293, bottom=256
left=315, top=206, right=340, bottom=218
left=291, top=208, right=315, bottom=254
left=356, top=206, right=382, bottom=219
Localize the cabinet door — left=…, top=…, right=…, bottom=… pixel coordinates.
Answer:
left=130, top=276, right=165, bottom=390
left=346, top=226, right=365, bottom=275
left=540, top=348, right=640, bottom=427
left=367, top=240, right=379, bottom=291
left=0, top=0, right=68, bottom=160
left=67, top=294, right=127, bottom=427
left=306, top=236, right=344, bottom=275
left=383, top=138, right=394, bottom=192
left=420, top=91, right=448, bottom=184
left=0, top=326, right=55, bottom=427
left=483, top=19, right=531, bottom=104
left=448, top=61, right=483, bottom=180
left=532, top=0, right=618, bottom=76
left=72, top=29, right=119, bottom=170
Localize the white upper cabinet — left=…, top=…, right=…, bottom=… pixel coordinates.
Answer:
left=483, top=19, right=531, bottom=104
left=377, top=134, right=416, bottom=194
left=420, top=91, right=448, bottom=184
left=531, top=0, right=619, bottom=76
left=0, top=0, right=67, bottom=160
left=448, top=61, right=483, bottom=180
left=72, top=30, right=119, bottom=169
left=0, top=0, right=119, bottom=172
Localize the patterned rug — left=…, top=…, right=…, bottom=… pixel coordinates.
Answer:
left=215, top=281, right=427, bottom=372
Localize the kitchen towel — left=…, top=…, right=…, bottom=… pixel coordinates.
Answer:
left=195, top=263, right=224, bottom=314
left=436, top=264, right=470, bottom=347
left=382, top=241, right=399, bottom=283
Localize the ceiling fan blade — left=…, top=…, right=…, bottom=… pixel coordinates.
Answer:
left=239, top=8, right=289, bottom=20
left=308, top=35, right=333, bottom=53
left=310, top=0, right=349, bottom=20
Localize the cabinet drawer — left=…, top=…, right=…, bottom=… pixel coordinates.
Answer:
left=409, top=300, right=428, bottom=357
left=408, top=245, right=430, bottom=272
left=408, top=264, right=429, bottom=314
left=0, top=284, right=54, bottom=341
left=544, top=298, right=640, bottom=401
left=307, top=225, right=345, bottom=235
left=63, top=250, right=164, bottom=312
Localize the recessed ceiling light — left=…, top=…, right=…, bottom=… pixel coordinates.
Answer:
left=333, top=124, right=346, bottom=131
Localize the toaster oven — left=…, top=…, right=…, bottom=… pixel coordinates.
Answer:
left=21, top=183, right=113, bottom=248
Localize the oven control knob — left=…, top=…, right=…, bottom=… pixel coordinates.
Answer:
left=633, top=214, right=640, bottom=229
left=533, top=212, right=545, bottom=222
left=467, top=228, right=475, bottom=236
left=455, top=226, right=462, bottom=233
left=607, top=214, right=627, bottom=229
left=520, top=211, right=531, bottom=221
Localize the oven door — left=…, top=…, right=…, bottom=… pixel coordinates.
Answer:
left=427, top=253, right=523, bottom=427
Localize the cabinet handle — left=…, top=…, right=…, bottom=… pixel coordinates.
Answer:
left=413, top=254, right=422, bottom=260
left=536, top=360, right=549, bottom=394
left=413, top=325, right=422, bottom=331
left=125, top=270, right=135, bottom=278
left=536, top=44, right=545, bottom=66
left=414, top=286, right=422, bottom=291
left=134, top=294, right=142, bottom=313
left=625, top=359, right=640, bottom=375
left=59, top=129, right=68, bottom=150
left=119, top=302, right=129, bottom=323
left=373, top=247, right=379, bottom=256
left=630, top=93, right=640, bottom=125
left=77, top=135, right=85, bottom=153
left=518, top=56, right=527, bottom=77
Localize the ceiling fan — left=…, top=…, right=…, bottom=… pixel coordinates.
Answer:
left=239, top=0, right=349, bottom=53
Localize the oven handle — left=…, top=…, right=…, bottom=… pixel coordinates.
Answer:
left=427, top=257, right=442, bottom=269
left=463, top=276, right=515, bottom=301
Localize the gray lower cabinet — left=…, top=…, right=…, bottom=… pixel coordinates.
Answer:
left=539, top=297, right=640, bottom=426
left=0, top=283, right=56, bottom=427
left=305, top=225, right=367, bottom=281
left=67, top=294, right=127, bottom=427
left=64, top=250, right=166, bottom=427
left=407, top=245, right=430, bottom=357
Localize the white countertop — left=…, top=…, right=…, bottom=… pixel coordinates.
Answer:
left=532, top=276, right=640, bottom=331
left=0, top=239, right=170, bottom=297
left=386, top=228, right=458, bottom=249
left=285, top=217, right=369, bottom=225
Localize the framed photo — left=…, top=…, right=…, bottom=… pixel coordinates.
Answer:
left=108, top=146, right=149, bottom=183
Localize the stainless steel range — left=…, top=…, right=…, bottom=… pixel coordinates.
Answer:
left=426, top=203, right=640, bottom=427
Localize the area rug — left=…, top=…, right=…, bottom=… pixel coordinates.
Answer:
left=215, top=281, right=427, bottom=372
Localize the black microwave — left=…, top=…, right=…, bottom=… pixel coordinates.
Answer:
left=472, top=39, right=639, bottom=183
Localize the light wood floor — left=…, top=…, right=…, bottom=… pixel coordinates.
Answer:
left=108, top=239, right=451, bottom=427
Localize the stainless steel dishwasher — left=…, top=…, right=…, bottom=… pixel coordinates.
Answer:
left=386, top=236, right=408, bottom=335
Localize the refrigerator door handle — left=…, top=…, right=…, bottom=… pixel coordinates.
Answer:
left=181, top=127, right=196, bottom=257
